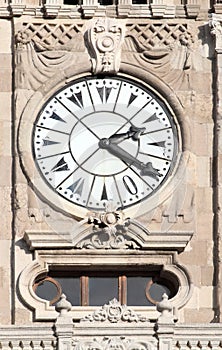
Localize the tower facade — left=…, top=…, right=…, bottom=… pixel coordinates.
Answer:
left=1, top=1, right=222, bottom=349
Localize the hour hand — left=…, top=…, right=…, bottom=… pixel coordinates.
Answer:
left=98, top=139, right=162, bottom=180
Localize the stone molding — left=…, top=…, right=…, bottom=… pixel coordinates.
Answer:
left=0, top=2, right=203, bottom=18
left=1, top=324, right=222, bottom=350
left=24, top=226, right=193, bottom=251
left=18, top=246, right=193, bottom=320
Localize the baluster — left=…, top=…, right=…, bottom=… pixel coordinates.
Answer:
left=43, top=0, right=62, bottom=18
left=150, top=0, right=166, bottom=17
left=186, top=0, right=200, bottom=17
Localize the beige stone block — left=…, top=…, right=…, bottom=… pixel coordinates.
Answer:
left=0, top=68, right=12, bottom=92
left=0, top=156, right=11, bottom=186
left=190, top=73, right=212, bottom=94
left=0, top=92, right=11, bottom=120
left=184, top=285, right=199, bottom=309
left=0, top=21, right=12, bottom=54
left=0, top=240, right=11, bottom=324
left=0, top=53, right=11, bottom=68
left=196, top=157, right=211, bottom=187
left=0, top=187, right=12, bottom=239
left=179, top=240, right=209, bottom=266
left=201, top=266, right=214, bottom=286
left=195, top=212, right=213, bottom=240
left=184, top=308, right=214, bottom=323
left=192, top=123, right=213, bottom=157
left=0, top=121, right=11, bottom=156
left=193, top=94, right=213, bottom=123
left=15, top=308, right=32, bottom=325
left=195, top=187, right=213, bottom=213
left=199, top=286, right=213, bottom=308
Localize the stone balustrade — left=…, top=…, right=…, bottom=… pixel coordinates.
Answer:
left=0, top=0, right=205, bottom=18
left=0, top=296, right=222, bottom=350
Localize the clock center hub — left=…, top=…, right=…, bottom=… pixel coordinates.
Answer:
left=69, top=112, right=139, bottom=177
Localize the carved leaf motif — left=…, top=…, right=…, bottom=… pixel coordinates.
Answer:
left=81, top=299, right=148, bottom=323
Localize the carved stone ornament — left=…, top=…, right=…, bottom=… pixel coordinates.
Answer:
left=81, top=298, right=148, bottom=323
left=76, top=207, right=139, bottom=249
left=74, top=337, right=153, bottom=350
left=85, top=18, right=125, bottom=74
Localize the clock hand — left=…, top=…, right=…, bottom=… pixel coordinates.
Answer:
left=108, top=125, right=146, bottom=144
left=98, top=138, right=162, bottom=180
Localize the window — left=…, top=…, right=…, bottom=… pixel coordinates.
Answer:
left=63, top=0, right=80, bottom=5
left=33, top=268, right=177, bottom=307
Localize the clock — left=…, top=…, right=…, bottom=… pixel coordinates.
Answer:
left=33, top=76, right=179, bottom=213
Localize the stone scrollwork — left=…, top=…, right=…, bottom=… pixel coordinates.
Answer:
left=81, top=298, right=148, bottom=323
left=74, top=338, right=152, bottom=350
left=74, top=338, right=153, bottom=350
left=76, top=208, right=140, bottom=249
left=85, top=18, right=125, bottom=74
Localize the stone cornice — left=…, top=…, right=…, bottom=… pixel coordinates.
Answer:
left=24, top=227, right=193, bottom=252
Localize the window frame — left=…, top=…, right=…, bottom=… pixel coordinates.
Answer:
left=33, top=268, right=177, bottom=307
left=18, top=248, right=193, bottom=321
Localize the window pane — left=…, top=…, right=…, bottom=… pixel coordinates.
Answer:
left=89, top=277, right=118, bottom=306
left=35, top=280, right=58, bottom=302
left=56, top=277, right=80, bottom=306
left=149, top=282, right=171, bottom=302
left=127, top=277, right=153, bottom=306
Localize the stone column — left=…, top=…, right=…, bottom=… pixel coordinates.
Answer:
left=55, top=294, right=73, bottom=350
left=210, top=13, right=222, bottom=322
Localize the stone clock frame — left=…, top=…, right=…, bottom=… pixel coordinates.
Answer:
left=18, top=64, right=190, bottom=221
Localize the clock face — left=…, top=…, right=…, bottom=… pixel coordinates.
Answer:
left=33, top=76, right=179, bottom=212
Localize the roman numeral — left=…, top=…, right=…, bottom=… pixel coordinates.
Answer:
left=143, top=113, right=159, bottom=124
left=101, top=183, right=108, bottom=201
left=49, top=111, right=66, bottom=123
left=68, top=91, right=83, bottom=109
left=42, top=139, right=61, bottom=146
left=97, top=86, right=112, bottom=104
left=127, top=93, right=138, bottom=107
left=67, top=178, right=84, bottom=196
left=148, top=141, right=166, bottom=148
left=51, top=157, right=70, bottom=172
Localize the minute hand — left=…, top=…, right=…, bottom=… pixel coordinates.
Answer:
left=99, top=139, right=162, bottom=180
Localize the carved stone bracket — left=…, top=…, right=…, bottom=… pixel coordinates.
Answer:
left=85, top=18, right=125, bottom=74
left=81, top=298, right=148, bottom=323
left=209, top=14, right=222, bottom=52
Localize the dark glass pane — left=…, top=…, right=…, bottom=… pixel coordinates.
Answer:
left=149, top=282, right=171, bottom=302
left=127, top=277, right=153, bottom=306
left=64, top=0, right=79, bottom=4
left=56, top=277, right=80, bottom=306
left=132, top=0, right=147, bottom=4
left=35, top=280, right=58, bottom=302
left=99, top=0, right=113, bottom=5
left=89, top=277, right=118, bottom=306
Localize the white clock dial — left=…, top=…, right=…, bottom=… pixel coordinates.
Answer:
left=33, top=76, right=179, bottom=211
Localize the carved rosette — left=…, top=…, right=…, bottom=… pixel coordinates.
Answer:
left=81, top=298, right=147, bottom=323
left=85, top=18, right=125, bottom=74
